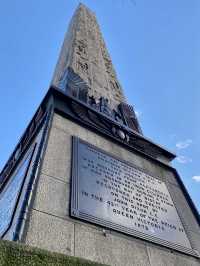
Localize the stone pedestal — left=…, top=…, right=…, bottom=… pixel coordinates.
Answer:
left=0, top=3, right=199, bottom=266
left=23, top=113, right=200, bottom=265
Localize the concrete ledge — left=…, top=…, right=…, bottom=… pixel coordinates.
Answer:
left=0, top=240, right=108, bottom=266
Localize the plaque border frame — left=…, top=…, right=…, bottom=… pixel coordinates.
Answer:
left=71, top=136, right=199, bottom=258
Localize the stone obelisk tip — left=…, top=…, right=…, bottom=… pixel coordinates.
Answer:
left=52, top=3, right=126, bottom=108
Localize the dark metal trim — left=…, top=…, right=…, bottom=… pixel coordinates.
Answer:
left=0, top=106, right=47, bottom=190
left=51, top=86, right=175, bottom=159
left=0, top=105, right=53, bottom=242
left=13, top=107, right=53, bottom=241
left=0, top=144, right=36, bottom=238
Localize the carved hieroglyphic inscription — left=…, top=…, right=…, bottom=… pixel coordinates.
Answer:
left=71, top=138, right=192, bottom=251
left=52, top=4, right=126, bottom=109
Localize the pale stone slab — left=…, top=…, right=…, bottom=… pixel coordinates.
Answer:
left=75, top=223, right=150, bottom=266
left=147, top=245, right=176, bottom=266
left=33, top=174, right=70, bottom=218
left=41, top=126, right=71, bottom=183
left=187, top=230, right=200, bottom=254
left=163, top=169, right=179, bottom=186
left=147, top=245, right=200, bottom=266
left=141, top=159, right=165, bottom=181
left=175, top=254, right=200, bottom=266
left=28, top=113, right=200, bottom=264
left=25, top=210, right=74, bottom=255
left=120, top=147, right=144, bottom=168
left=168, top=184, right=200, bottom=234
left=52, top=114, right=147, bottom=170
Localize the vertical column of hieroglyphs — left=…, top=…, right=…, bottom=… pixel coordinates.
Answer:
left=70, top=5, right=91, bottom=88
left=52, top=4, right=126, bottom=108
left=72, top=4, right=126, bottom=108
left=87, top=7, right=126, bottom=107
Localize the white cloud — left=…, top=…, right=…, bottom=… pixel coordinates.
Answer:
left=135, top=110, right=142, bottom=118
left=176, top=139, right=192, bottom=149
left=176, top=155, right=192, bottom=164
left=192, top=176, right=200, bottom=182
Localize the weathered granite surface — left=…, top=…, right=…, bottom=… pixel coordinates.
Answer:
left=24, top=114, right=200, bottom=266
left=24, top=4, right=200, bottom=266
left=52, top=4, right=126, bottom=109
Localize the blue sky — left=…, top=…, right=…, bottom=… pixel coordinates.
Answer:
left=0, top=0, right=199, bottom=212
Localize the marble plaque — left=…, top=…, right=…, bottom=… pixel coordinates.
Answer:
left=71, top=137, right=196, bottom=256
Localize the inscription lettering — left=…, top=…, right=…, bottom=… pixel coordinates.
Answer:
left=72, top=139, right=192, bottom=250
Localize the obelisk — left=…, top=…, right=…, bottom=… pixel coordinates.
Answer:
left=52, top=4, right=126, bottom=109
left=0, top=3, right=199, bottom=266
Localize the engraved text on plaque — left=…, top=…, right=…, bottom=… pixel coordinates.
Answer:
left=71, top=137, right=194, bottom=255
